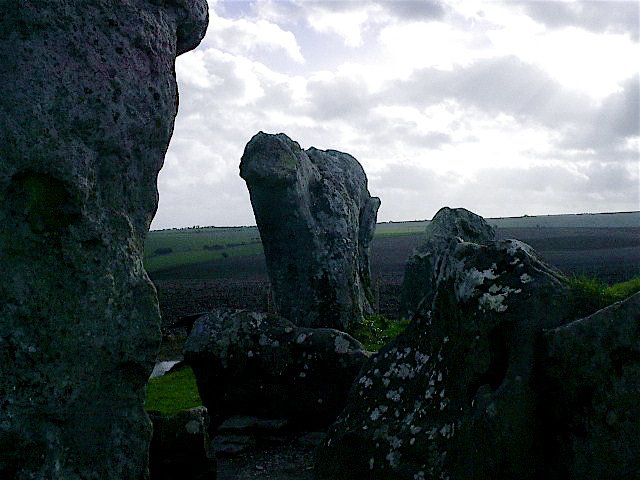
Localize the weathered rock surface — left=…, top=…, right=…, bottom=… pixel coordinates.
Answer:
left=316, top=235, right=571, bottom=479
left=212, top=416, right=290, bottom=456
left=399, top=207, right=495, bottom=319
left=0, top=2, right=207, bottom=478
left=239, top=132, right=381, bottom=330
left=148, top=407, right=216, bottom=480
left=183, top=309, right=369, bottom=430
left=541, top=292, right=640, bottom=479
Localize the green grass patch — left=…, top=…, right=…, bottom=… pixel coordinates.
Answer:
left=567, top=275, right=640, bottom=319
left=145, top=366, right=202, bottom=416
left=144, top=243, right=262, bottom=272
left=350, top=314, right=411, bottom=351
left=144, top=226, right=263, bottom=273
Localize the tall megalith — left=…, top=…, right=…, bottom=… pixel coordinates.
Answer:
left=0, top=2, right=207, bottom=478
left=240, top=132, right=381, bottom=330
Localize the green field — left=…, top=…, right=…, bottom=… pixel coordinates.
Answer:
left=144, top=211, right=639, bottom=273
left=144, top=226, right=262, bottom=272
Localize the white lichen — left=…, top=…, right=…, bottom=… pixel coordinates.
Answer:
left=520, top=273, right=532, bottom=284
left=359, top=376, right=373, bottom=389
left=479, top=293, right=508, bottom=312
left=456, top=267, right=498, bottom=301
left=386, top=450, right=401, bottom=468
left=386, top=390, right=401, bottom=402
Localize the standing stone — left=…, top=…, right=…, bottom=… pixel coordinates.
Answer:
left=541, top=292, right=640, bottom=479
left=399, top=207, right=495, bottom=319
left=0, top=2, right=207, bottom=479
left=240, top=132, right=381, bottom=330
left=316, top=234, right=571, bottom=479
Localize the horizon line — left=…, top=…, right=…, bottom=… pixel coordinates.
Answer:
left=150, top=210, right=640, bottom=232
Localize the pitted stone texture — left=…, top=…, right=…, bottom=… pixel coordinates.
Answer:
left=0, top=2, right=207, bottom=479
left=399, top=207, right=495, bottom=319
left=183, top=309, right=369, bottom=430
left=240, top=132, right=381, bottom=330
left=541, top=293, right=640, bottom=480
left=316, top=238, right=571, bottom=480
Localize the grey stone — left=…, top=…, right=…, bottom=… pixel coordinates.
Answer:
left=215, top=416, right=292, bottom=453
left=148, top=407, right=216, bottom=480
left=316, top=234, right=571, bottom=479
left=183, top=309, right=369, bottom=430
left=399, top=206, right=495, bottom=319
left=212, top=434, right=257, bottom=456
left=0, top=2, right=207, bottom=478
left=239, top=132, right=380, bottom=330
left=218, top=416, right=289, bottom=435
left=218, top=416, right=260, bottom=433
left=541, top=292, right=640, bottom=479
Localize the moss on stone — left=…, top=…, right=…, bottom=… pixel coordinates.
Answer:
left=350, top=314, right=411, bottom=351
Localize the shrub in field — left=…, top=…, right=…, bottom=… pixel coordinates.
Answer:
left=154, top=247, right=173, bottom=256
left=349, top=314, right=410, bottom=351
left=145, top=367, right=202, bottom=416
left=567, top=275, right=640, bottom=319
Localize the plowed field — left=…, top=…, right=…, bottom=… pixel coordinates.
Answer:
left=151, top=227, right=640, bottom=327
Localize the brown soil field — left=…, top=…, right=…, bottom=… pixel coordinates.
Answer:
left=151, top=227, right=640, bottom=327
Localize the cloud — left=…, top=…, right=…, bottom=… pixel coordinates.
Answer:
left=150, top=0, right=639, bottom=229
left=382, top=0, right=446, bottom=21
left=519, top=0, right=640, bottom=41
left=370, top=161, right=639, bottom=222
left=304, top=71, right=372, bottom=120
left=376, top=56, right=639, bottom=164
left=202, top=5, right=304, bottom=63
left=555, top=74, right=640, bottom=161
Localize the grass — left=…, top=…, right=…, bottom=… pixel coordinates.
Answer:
left=144, top=243, right=262, bottom=272
left=567, top=275, right=640, bottom=319
left=350, top=314, right=411, bottom=351
left=145, top=366, right=202, bottom=416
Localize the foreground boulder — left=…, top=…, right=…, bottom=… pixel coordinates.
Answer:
left=0, top=2, right=207, bottom=478
left=240, top=132, right=381, bottom=330
left=399, top=207, right=495, bottom=319
left=316, top=236, right=571, bottom=479
left=183, top=309, right=369, bottom=430
left=148, top=407, right=216, bottom=480
left=541, top=292, right=640, bottom=479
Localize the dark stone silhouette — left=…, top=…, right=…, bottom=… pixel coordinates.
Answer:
left=399, top=206, right=495, bottom=319
left=541, top=292, right=640, bottom=479
left=316, top=210, right=572, bottom=480
left=148, top=407, right=216, bottom=480
left=0, top=1, right=207, bottom=478
left=183, top=309, right=369, bottom=431
left=240, top=132, right=380, bottom=330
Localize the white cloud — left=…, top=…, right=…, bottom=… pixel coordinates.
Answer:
left=203, top=5, right=304, bottom=63
left=151, top=0, right=640, bottom=229
left=378, top=20, right=483, bottom=72
left=307, top=5, right=374, bottom=47
left=488, top=25, right=640, bottom=98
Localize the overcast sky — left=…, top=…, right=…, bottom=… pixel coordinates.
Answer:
left=151, top=0, right=639, bottom=229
